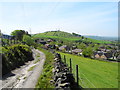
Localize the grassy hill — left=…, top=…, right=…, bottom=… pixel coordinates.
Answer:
left=58, top=52, right=118, bottom=88
left=44, top=31, right=74, bottom=38
left=32, top=31, right=112, bottom=44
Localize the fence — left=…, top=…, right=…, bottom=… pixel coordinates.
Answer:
left=61, top=54, right=96, bottom=88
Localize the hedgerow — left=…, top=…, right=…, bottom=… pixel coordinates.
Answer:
left=2, top=44, right=33, bottom=75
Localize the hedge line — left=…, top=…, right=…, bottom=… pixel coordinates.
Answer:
left=2, top=44, right=33, bottom=75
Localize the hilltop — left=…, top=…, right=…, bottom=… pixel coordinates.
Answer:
left=32, top=30, right=112, bottom=44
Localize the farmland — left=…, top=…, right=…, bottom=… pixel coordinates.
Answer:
left=58, top=52, right=118, bottom=88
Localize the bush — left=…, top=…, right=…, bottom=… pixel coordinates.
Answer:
left=82, top=46, right=93, bottom=57
left=22, top=35, right=35, bottom=46
left=2, top=44, right=33, bottom=75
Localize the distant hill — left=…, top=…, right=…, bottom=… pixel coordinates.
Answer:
left=32, top=31, right=113, bottom=44
left=83, top=35, right=118, bottom=41
left=44, top=31, right=74, bottom=38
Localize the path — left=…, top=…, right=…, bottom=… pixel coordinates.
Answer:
left=2, top=49, right=46, bottom=89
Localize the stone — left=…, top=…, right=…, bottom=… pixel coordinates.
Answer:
left=50, top=79, right=54, bottom=84
left=58, top=83, right=70, bottom=88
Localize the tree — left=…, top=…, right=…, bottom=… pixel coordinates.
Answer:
left=11, top=30, right=30, bottom=41
left=77, top=43, right=86, bottom=49
left=22, top=35, right=34, bottom=46
left=82, top=46, right=93, bottom=57
left=72, top=32, right=81, bottom=37
left=81, top=36, right=84, bottom=39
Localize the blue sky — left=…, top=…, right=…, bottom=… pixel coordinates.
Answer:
left=0, top=2, right=118, bottom=37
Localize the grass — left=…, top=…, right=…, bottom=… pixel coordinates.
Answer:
left=33, top=34, right=79, bottom=41
left=34, top=59, right=40, bottom=64
left=58, top=52, right=118, bottom=88
left=36, top=53, right=40, bottom=57
left=32, top=31, right=112, bottom=44
left=34, top=53, right=41, bottom=64
left=28, top=65, right=36, bottom=71
left=35, top=48, right=54, bottom=88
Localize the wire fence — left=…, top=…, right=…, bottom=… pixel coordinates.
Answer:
left=61, top=54, right=96, bottom=88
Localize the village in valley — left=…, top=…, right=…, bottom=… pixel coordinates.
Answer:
left=33, top=31, right=119, bottom=62
left=2, top=30, right=120, bottom=62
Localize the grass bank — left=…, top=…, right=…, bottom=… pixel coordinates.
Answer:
left=58, top=52, right=118, bottom=88
left=35, top=48, right=54, bottom=88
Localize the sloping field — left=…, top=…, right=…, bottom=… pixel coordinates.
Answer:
left=58, top=52, right=118, bottom=88
left=32, top=31, right=112, bottom=44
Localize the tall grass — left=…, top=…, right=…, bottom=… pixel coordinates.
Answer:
left=35, top=48, right=54, bottom=88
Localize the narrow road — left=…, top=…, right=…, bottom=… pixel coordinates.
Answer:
left=2, top=49, right=46, bottom=89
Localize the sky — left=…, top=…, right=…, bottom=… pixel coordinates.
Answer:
left=0, top=2, right=118, bottom=37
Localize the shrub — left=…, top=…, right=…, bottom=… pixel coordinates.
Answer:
left=22, top=35, right=35, bottom=46
left=82, top=46, right=93, bottom=57
left=2, top=44, right=33, bottom=75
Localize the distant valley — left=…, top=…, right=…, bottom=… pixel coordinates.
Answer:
left=83, top=35, right=118, bottom=41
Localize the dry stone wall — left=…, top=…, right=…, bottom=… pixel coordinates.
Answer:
left=52, top=53, right=80, bottom=89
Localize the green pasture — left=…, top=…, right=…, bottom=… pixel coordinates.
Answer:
left=58, top=52, right=118, bottom=88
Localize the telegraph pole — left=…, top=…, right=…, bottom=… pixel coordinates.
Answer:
left=29, top=28, right=31, bottom=35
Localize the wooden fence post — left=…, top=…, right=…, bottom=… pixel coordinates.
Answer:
left=76, top=65, right=79, bottom=86
left=70, top=58, right=72, bottom=73
left=64, top=55, right=66, bottom=64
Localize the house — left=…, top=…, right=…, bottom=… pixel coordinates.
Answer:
left=39, top=41, right=46, bottom=45
left=44, top=44, right=51, bottom=49
left=101, top=53, right=113, bottom=60
left=35, top=39, right=46, bottom=45
left=100, top=49, right=106, bottom=52
left=99, top=46, right=106, bottom=49
left=94, top=51, right=103, bottom=59
left=94, top=51, right=113, bottom=60
left=59, top=45, right=68, bottom=51
left=47, top=39, right=53, bottom=43
left=51, top=44, right=56, bottom=49
left=72, top=49, right=82, bottom=55
left=2, top=34, right=14, bottom=39
left=35, top=38, right=40, bottom=43
left=55, top=45, right=59, bottom=50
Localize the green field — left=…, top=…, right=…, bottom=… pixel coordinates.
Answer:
left=58, top=52, right=118, bottom=88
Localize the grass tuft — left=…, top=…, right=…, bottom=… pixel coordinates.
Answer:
left=28, top=65, right=36, bottom=71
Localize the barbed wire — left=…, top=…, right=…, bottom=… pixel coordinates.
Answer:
left=79, top=72, right=96, bottom=88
